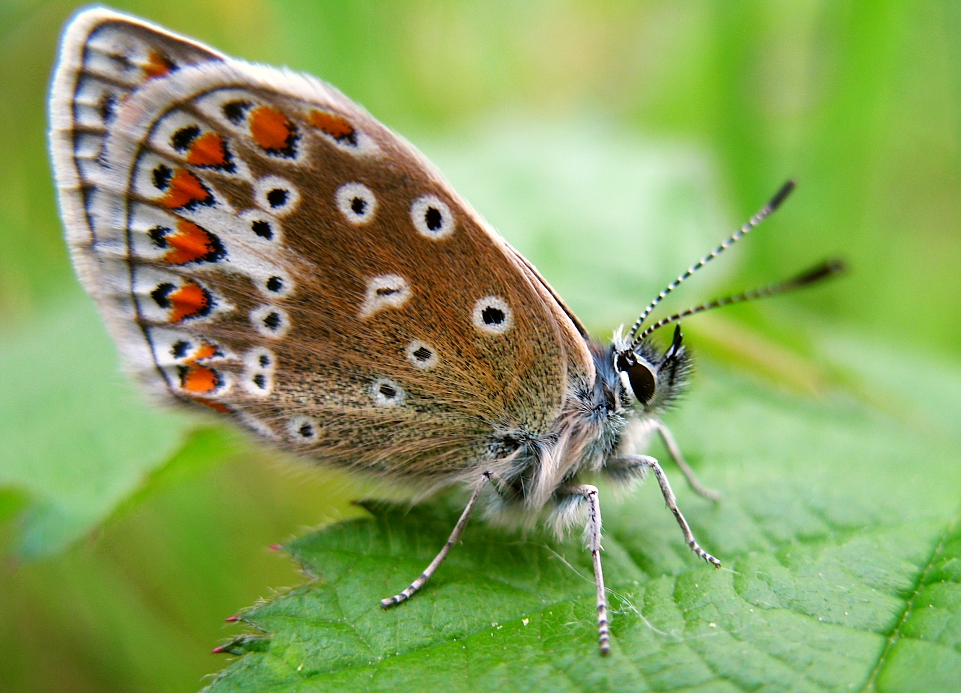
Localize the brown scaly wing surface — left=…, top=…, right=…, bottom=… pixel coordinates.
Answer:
left=50, top=8, right=595, bottom=487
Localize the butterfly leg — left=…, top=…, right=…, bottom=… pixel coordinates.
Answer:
left=654, top=420, right=721, bottom=502
left=565, top=484, right=612, bottom=656
left=617, top=454, right=721, bottom=568
left=380, top=471, right=492, bottom=609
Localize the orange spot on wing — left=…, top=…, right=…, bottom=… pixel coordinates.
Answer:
left=249, top=105, right=294, bottom=152
left=192, top=342, right=219, bottom=361
left=177, top=340, right=223, bottom=395
left=181, top=364, right=220, bottom=394
left=144, top=49, right=175, bottom=80
left=160, top=169, right=212, bottom=209
left=168, top=282, right=210, bottom=322
left=186, top=132, right=228, bottom=167
left=163, top=220, right=220, bottom=265
left=309, top=110, right=355, bottom=141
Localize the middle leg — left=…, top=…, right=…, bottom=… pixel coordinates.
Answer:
left=564, top=484, right=611, bottom=656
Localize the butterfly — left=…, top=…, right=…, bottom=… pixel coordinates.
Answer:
left=49, top=7, right=842, bottom=655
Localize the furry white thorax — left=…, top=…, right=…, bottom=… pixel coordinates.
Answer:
left=479, top=332, right=657, bottom=534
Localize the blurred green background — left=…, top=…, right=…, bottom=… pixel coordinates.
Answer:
left=0, top=1, right=959, bottom=691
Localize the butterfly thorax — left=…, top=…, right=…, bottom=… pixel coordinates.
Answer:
left=483, top=332, right=691, bottom=530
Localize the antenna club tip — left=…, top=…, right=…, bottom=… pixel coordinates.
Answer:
left=793, top=257, right=849, bottom=286
left=826, top=257, right=848, bottom=274
left=768, top=179, right=797, bottom=212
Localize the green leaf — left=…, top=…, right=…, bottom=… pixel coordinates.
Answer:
left=0, top=295, right=197, bottom=558
left=205, top=350, right=961, bottom=692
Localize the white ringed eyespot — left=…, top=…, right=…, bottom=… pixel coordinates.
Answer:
left=336, top=182, right=377, bottom=225
left=243, top=369, right=273, bottom=396
left=241, top=210, right=282, bottom=245
left=242, top=347, right=276, bottom=396
left=255, top=267, right=293, bottom=298
left=406, top=340, right=438, bottom=370
left=472, top=295, right=512, bottom=334
left=287, top=415, right=318, bottom=443
left=265, top=275, right=286, bottom=295
left=253, top=175, right=300, bottom=217
left=359, top=274, right=411, bottom=318
left=244, top=347, right=276, bottom=373
left=410, top=195, right=454, bottom=240
left=250, top=304, right=290, bottom=338
left=371, top=377, right=405, bottom=407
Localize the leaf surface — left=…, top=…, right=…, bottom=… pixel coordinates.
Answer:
left=206, top=352, right=961, bottom=692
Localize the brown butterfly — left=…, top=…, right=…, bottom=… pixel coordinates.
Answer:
left=49, top=8, right=841, bottom=655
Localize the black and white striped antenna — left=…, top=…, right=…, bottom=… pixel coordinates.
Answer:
left=635, top=258, right=846, bottom=341
left=629, top=179, right=797, bottom=348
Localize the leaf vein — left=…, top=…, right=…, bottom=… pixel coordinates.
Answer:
left=861, top=506, right=961, bottom=692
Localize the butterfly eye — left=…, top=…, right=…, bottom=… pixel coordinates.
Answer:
left=616, top=354, right=657, bottom=405
left=411, top=195, right=455, bottom=240
left=472, top=296, right=512, bottom=334
left=287, top=415, right=318, bottom=443
left=336, top=182, right=377, bottom=225
left=254, top=175, right=299, bottom=217
left=267, top=189, right=287, bottom=207
left=371, top=377, right=405, bottom=407
left=406, top=340, right=438, bottom=370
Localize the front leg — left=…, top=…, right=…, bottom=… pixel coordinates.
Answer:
left=613, top=454, right=721, bottom=568
left=654, top=420, right=721, bottom=502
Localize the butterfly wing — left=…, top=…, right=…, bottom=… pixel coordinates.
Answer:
left=50, top=9, right=595, bottom=487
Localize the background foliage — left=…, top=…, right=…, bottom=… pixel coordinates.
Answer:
left=1, top=1, right=959, bottom=691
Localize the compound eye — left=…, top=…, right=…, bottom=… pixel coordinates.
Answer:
left=625, top=360, right=657, bottom=404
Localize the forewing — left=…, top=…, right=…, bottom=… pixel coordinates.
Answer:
left=50, top=9, right=595, bottom=484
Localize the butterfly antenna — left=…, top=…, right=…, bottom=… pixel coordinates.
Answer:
left=635, top=258, right=846, bottom=341
left=629, top=179, right=797, bottom=347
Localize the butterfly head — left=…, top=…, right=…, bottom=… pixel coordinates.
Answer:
left=610, top=180, right=845, bottom=417
left=612, top=324, right=691, bottom=415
